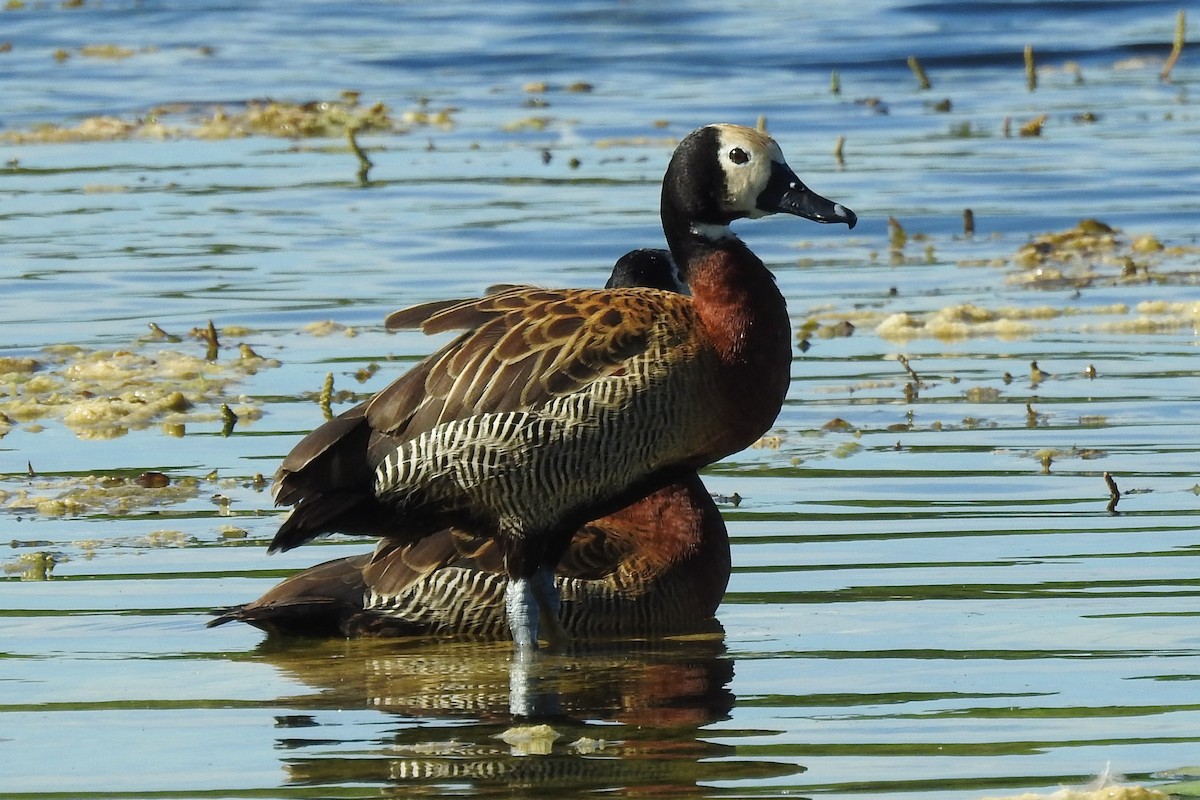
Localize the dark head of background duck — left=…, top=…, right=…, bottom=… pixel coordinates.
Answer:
left=605, top=248, right=685, bottom=294
left=660, top=124, right=856, bottom=277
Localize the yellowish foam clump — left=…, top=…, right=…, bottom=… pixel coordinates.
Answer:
left=302, top=320, right=358, bottom=337
left=496, top=724, right=561, bottom=756
left=1135, top=300, right=1200, bottom=318
left=138, top=530, right=194, bottom=548
left=569, top=737, right=610, bottom=755
left=1, top=551, right=64, bottom=581
left=1131, top=234, right=1164, bottom=253
left=79, top=44, right=138, bottom=59
left=1008, top=305, right=1064, bottom=320
left=875, top=312, right=923, bottom=340
left=876, top=304, right=1037, bottom=342
left=1081, top=299, right=1200, bottom=335
left=869, top=299, right=1155, bottom=343
left=0, top=357, right=39, bottom=375
left=965, top=386, right=1003, bottom=403
left=1084, top=316, right=1193, bottom=335
left=751, top=435, right=783, bottom=449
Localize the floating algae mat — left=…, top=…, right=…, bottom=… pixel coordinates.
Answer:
left=0, top=472, right=202, bottom=518
left=0, top=325, right=276, bottom=440
left=0, top=92, right=454, bottom=144
left=1009, top=219, right=1200, bottom=288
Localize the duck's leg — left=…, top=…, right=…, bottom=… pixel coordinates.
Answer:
left=530, top=564, right=568, bottom=651
left=505, top=576, right=541, bottom=651
left=503, top=565, right=567, bottom=651
left=507, top=566, right=566, bottom=718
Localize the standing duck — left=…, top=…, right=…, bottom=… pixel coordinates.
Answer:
left=211, top=250, right=732, bottom=639
left=266, top=124, right=856, bottom=650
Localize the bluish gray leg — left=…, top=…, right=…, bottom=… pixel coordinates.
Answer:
left=506, top=569, right=565, bottom=717
left=505, top=576, right=540, bottom=651
left=530, top=564, right=567, bottom=651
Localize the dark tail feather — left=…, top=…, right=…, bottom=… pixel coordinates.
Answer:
left=206, top=606, right=247, bottom=628
left=206, top=598, right=356, bottom=637
left=206, top=552, right=371, bottom=636
left=267, top=492, right=381, bottom=553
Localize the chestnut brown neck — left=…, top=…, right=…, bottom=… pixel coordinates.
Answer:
left=687, top=241, right=793, bottom=447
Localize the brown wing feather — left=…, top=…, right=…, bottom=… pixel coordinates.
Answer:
left=382, top=298, right=467, bottom=330
left=206, top=552, right=373, bottom=636
left=271, top=286, right=697, bottom=553
left=553, top=523, right=637, bottom=581
left=357, top=517, right=633, bottom=601
left=377, top=286, right=682, bottom=435
left=361, top=528, right=504, bottom=599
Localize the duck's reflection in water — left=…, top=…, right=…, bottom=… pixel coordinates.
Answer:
left=256, top=630, right=803, bottom=792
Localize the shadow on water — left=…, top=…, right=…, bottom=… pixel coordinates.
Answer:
left=248, top=632, right=802, bottom=794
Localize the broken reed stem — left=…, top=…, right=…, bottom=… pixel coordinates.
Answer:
left=888, top=216, right=907, bottom=250
left=833, top=135, right=846, bottom=166
left=907, top=55, right=932, bottom=90
left=898, top=353, right=919, bottom=403
left=1024, top=44, right=1037, bottom=91
left=1161, top=9, right=1186, bottom=82
left=1104, top=471, right=1121, bottom=513
left=204, top=319, right=219, bottom=361
left=1019, top=114, right=1047, bottom=137
left=147, top=322, right=176, bottom=341
left=319, top=372, right=335, bottom=420
left=346, top=124, right=373, bottom=184
left=219, top=403, right=238, bottom=437
left=756, top=114, right=768, bottom=133
left=830, top=69, right=841, bottom=95
left=962, top=208, right=975, bottom=236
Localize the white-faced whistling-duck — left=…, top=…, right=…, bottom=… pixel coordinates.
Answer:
left=263, top=124, right=856, bottom=651
left=210, top=250, right=730, bottom=639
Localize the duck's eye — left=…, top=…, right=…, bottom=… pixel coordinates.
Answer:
left=728, top=147, right=750, bottom=165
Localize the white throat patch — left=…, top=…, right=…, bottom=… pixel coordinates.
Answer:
left=690, top=222, right=734, bottom=242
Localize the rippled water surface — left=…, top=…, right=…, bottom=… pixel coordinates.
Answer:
left=3, top=1, right=1200, bottom=798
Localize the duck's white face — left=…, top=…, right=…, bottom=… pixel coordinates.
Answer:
left=707, top=122, right=856, bottom=230
left=712, top=124, right=787, bottom=220
left=669, top=123, right=856, bottom=242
